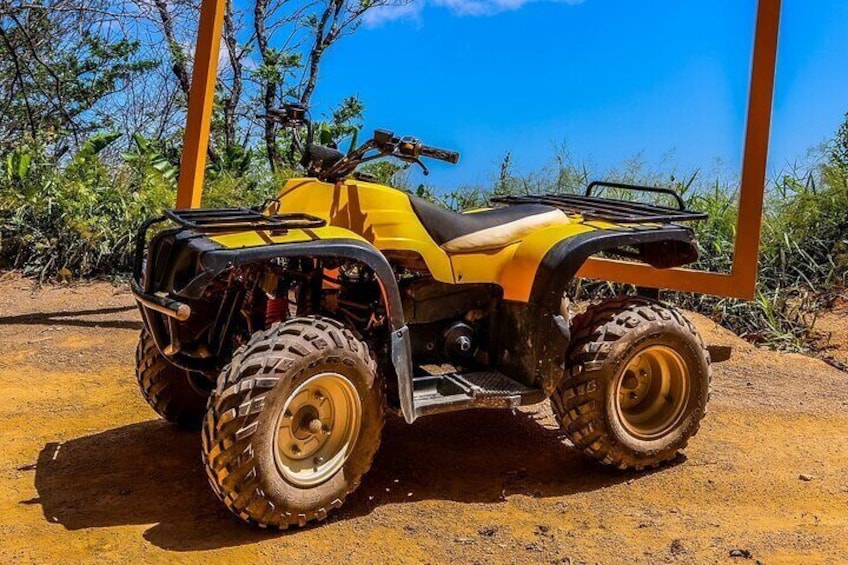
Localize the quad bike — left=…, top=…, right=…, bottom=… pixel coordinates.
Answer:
left=132, top=103, right=711, bottom=528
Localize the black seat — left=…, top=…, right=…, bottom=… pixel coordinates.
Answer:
left=408, top=194, right=569, bottom=251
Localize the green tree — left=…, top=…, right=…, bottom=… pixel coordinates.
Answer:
left=0, top=1, right=154, bottom=155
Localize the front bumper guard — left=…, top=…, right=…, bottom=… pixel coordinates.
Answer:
left=131, top=279, right=192, bottom=321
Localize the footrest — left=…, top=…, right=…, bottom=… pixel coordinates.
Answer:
left=453, top=371, right=537, bottom=397
left=412, top=370, right=546, bottom=418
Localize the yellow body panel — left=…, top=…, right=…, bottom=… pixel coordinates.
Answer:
left=451, top=220, right=630, bottom=301
left=207, top=178, right=670, bottom=303
left=209, top=224, right=367, bottom=249
left=275, top=178, right=456, bottom=281
left=217, top=177, right=630, bottom=304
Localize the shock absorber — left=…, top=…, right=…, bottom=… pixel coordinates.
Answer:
left=265, top=296, right=288, bottom=326
left=261, top=272, right=288, bottom=326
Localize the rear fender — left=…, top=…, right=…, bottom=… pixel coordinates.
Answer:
left=496, top=225, right=697, bottom=394
left=529, top=226, right=698, bottom=310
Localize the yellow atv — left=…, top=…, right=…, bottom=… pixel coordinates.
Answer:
left=132, top=103, right=711, bottom=528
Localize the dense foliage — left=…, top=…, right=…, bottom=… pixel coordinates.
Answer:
left=0, top=0, right=396, bottom=275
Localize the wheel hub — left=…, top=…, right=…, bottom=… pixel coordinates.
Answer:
left=614, top=345, right=689, bottom=441
left=273, top=372, right=361, bottom=487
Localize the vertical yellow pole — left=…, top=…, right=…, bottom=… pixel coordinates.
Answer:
left=175, top=0, right=227, bottom=209
left=577, top=0, right=780, bottom=300
left=730, top=0, right=781, bottom=297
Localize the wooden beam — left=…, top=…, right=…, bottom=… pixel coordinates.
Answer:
left=728, top=0, right=781, bottom=297
left=175, top=0, right=226, bottom=209
left=174, top=0, right=781, bottom=300
left=576, top=0, right=781, bottom=300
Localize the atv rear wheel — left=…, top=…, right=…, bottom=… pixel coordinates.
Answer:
left=135, top=328, right=209, bottom=428
left=202, top=316, right=384, bottom=529
left=552, top=297, right=711, bottom=470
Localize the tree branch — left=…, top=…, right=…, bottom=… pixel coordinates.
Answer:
left=152, top=0, right=190, bottom=96
left=0, top=23, right=37, bottom=139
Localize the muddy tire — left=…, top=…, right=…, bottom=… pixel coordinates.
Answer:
left=202, top=316, right=384, bottom=529
left=552, top=297, right=711, bottom=470
left=135, top=328, right=209, bottom=429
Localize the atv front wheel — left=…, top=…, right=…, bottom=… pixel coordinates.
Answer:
left=552, top=297, right=711, bottom=470
left=202, top=316, right=384, bottom=528
left=135, top=328, right=209, bottom=428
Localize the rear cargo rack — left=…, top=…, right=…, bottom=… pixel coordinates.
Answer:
left=491, top=181, right=707, bottom=224
left=164, top=208, right=327, bottom=234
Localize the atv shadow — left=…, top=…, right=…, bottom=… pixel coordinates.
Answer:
left=28, top=408, right=674, bottom=552
left=0, top=305, right=142, bottom=330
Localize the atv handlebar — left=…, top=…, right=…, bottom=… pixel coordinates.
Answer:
left=420, top=145, right=460, bottom=165
left=375, top=129, right=460, bottom=165
left=270, top=107, right=461, bottom=182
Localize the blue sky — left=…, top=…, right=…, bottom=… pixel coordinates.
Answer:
left=304, top=0, right=848, bottom=190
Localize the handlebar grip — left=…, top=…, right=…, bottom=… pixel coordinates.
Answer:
left=420, top=145, right=460, bottom=164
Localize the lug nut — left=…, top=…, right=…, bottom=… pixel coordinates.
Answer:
left=314, top=456, right=325, bottom=465
left=308, top=419, right=323, bottom=434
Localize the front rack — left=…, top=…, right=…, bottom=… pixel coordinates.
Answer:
left=491, top=181, right=707, bottom=224
left=164, top=208, right=327, bottom=234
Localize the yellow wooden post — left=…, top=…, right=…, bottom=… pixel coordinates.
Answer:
left=175, top=0, right=227, bottom=209
left=577, top=0, right=781, bottom=300
left=729, top=0, right=781, bottom=298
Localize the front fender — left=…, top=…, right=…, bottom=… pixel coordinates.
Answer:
left=198, top=235, right=404, bottom=330
left=199, top=235, right=417, bottom=423
left=134, top=225, right=417, bottom=423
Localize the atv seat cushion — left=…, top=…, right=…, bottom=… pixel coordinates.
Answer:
left=408, top=195, right=570, bottom=253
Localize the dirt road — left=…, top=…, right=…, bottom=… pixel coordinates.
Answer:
left=1, top=275, right=846, bottom=564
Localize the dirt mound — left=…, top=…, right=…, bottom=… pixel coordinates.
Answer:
left=812, top=294, right=848, bottom=369
left=1, top=277, right=846, bottom=564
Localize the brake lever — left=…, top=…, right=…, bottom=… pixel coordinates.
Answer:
left=413, top=157, right=430, bottom=176
left=392, top=147, right=429, bottom=176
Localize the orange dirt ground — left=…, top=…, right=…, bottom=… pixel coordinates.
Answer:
left=0, top=274, right=846, bottom=564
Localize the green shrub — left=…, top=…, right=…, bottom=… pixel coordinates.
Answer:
left=0, top=134, right=281, bottom=279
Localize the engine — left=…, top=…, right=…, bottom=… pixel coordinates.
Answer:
left=401, top=279, right=500, bottom=368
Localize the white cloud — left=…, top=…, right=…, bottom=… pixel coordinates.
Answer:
left=363, top=2, right=425, bottom=26
left=364, top=0, right=583, bottom=26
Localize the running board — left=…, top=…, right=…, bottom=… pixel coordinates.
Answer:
left=412, top=371, right=546, bottom=418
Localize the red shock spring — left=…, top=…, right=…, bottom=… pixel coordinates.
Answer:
left=265, top=295, right=288, bottom=326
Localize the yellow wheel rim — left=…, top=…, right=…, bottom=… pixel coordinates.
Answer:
left=614, top=345, right=689, bottom=441
left=273, top=372, right=362, bottom=487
